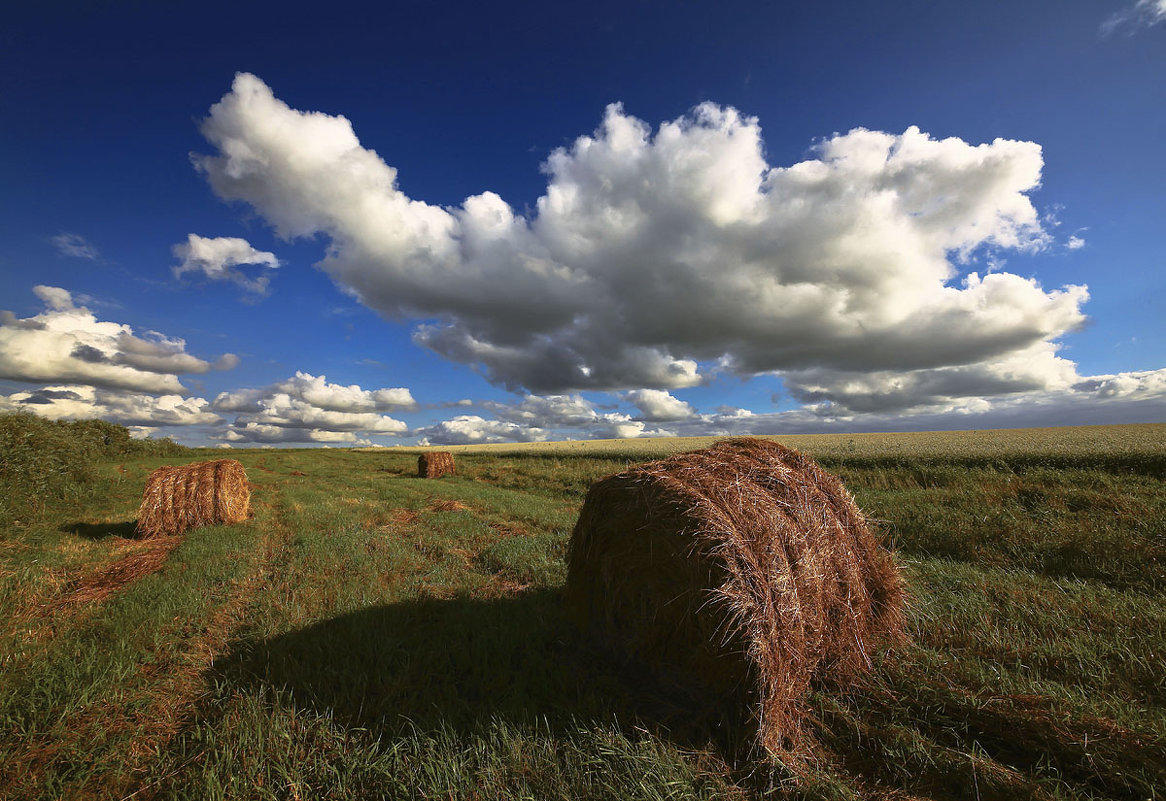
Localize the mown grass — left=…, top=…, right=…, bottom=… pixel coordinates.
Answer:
left=0, top=424, right=1163, bottom=799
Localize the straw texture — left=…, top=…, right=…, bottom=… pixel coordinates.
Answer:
left=136, top=459, right=251, bottom=538
left=566, top=437, right=905, bottom=757
left=418, top=452, right=456, bottom=479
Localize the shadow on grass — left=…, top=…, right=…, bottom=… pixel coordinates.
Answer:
left=203, top=592, right=1166, bottom=799
left=815, top=663, right=1166, bottom=801
left=210, top=589, right=743, bottom=752
left=61, top=520, right=139, bottom=539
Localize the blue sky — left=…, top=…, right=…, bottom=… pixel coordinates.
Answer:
left=1, top=0, right=1163, bottom=447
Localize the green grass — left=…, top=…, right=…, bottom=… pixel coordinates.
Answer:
left=0, top=411, right=186, bottom=526
left=1, top=424, right=1163, bottom=799
left=386, top=422, right=1165, bottom=462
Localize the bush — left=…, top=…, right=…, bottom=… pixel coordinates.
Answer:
left=0, top=412, right=186, bottom=523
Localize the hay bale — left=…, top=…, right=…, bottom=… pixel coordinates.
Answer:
left=418, top=451, right=455, bottom=479
left=566, top=437, right=905, bottom=757
left=136, top=459, right=251, bottom=538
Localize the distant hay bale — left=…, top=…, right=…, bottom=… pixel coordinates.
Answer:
left=566, top=437, right=905, bottom=757
left=418, top=451, right=456, bottom=479
left=136, top=459, right=251, bottom=538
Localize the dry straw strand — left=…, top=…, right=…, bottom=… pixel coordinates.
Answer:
left=418, top=452, right=456, bottom=479
left=566, top=437, right=905, bottom=759
left=51, top=536, right=183, bottom=609
left=136, top=459, right=251, bottom=538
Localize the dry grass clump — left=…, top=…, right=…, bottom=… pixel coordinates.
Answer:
left=52, top=536, right=183, bottom=609
left=418, top=452, right=456, bottom=479
left=566, top=437, right=905, bottom=758
left=136, top=459, right=251, bottom=538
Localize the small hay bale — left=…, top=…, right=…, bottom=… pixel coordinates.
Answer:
left=566, top=437, right=905, bottom=758
left=136, top=459, right=251, bottom=538
left=418, top=451, right=456, bottom=479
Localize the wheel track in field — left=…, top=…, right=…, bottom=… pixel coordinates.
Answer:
left=109, top=488, right=299, bottom=801
left=13, top=481, right=298, bottom=801
left=37, top=473, right=554, bottom=797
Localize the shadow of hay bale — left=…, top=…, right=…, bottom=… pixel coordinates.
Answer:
left=203, top=590, right=1162, bottom=798
left=60, top=520, right=139, bottom=540
left=208, top=590, right=750, bottom=753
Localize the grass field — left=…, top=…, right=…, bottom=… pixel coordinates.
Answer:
left=1, top=423, right=1164, bottom=799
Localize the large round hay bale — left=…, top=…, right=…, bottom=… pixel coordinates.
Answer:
left=418, top=451, right=455, bottom=479
left=136, top=459, right=251, bottom=538
left=566, top=437, right=905, bottom=757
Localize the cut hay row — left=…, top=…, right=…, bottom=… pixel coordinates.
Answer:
left=137, top=459, right=251, bottom=538
left=51, top=536, right=183, bottom=610
left=566, top=437, right=905, bottom=758
left=418, top=451, right=456, bottom=479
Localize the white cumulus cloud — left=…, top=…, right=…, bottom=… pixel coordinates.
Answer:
left=0, top=385, right=220, bottom=427
left=444, top=392, right=676, bottom=441
left=214, top=370, right=414, bottom=413
left=280, top=370, right=415, bottom=412
left=211, top=371, right=412, bottom=443
left=781, top=341, right=1082, bottom=414
left=238, top=396, right=408, bottom=433
left=195, top=73, right=1088, bottom=412
left=587, top=412, right=674, bottom=440
left=1072, top=368, right=1166, bottom=400
left=218, top=424, right=373, bottom=445
left=650, top=368, right=1166, bottom=437
left=481, top=393, right=602, bottom=428
left=173, top=234, right=281, bottom=294
left=0, top=286, right=233, bottom=393
left=624, top=388, right=697, bottom=421
left=412, top=414, right=549, bottom=445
